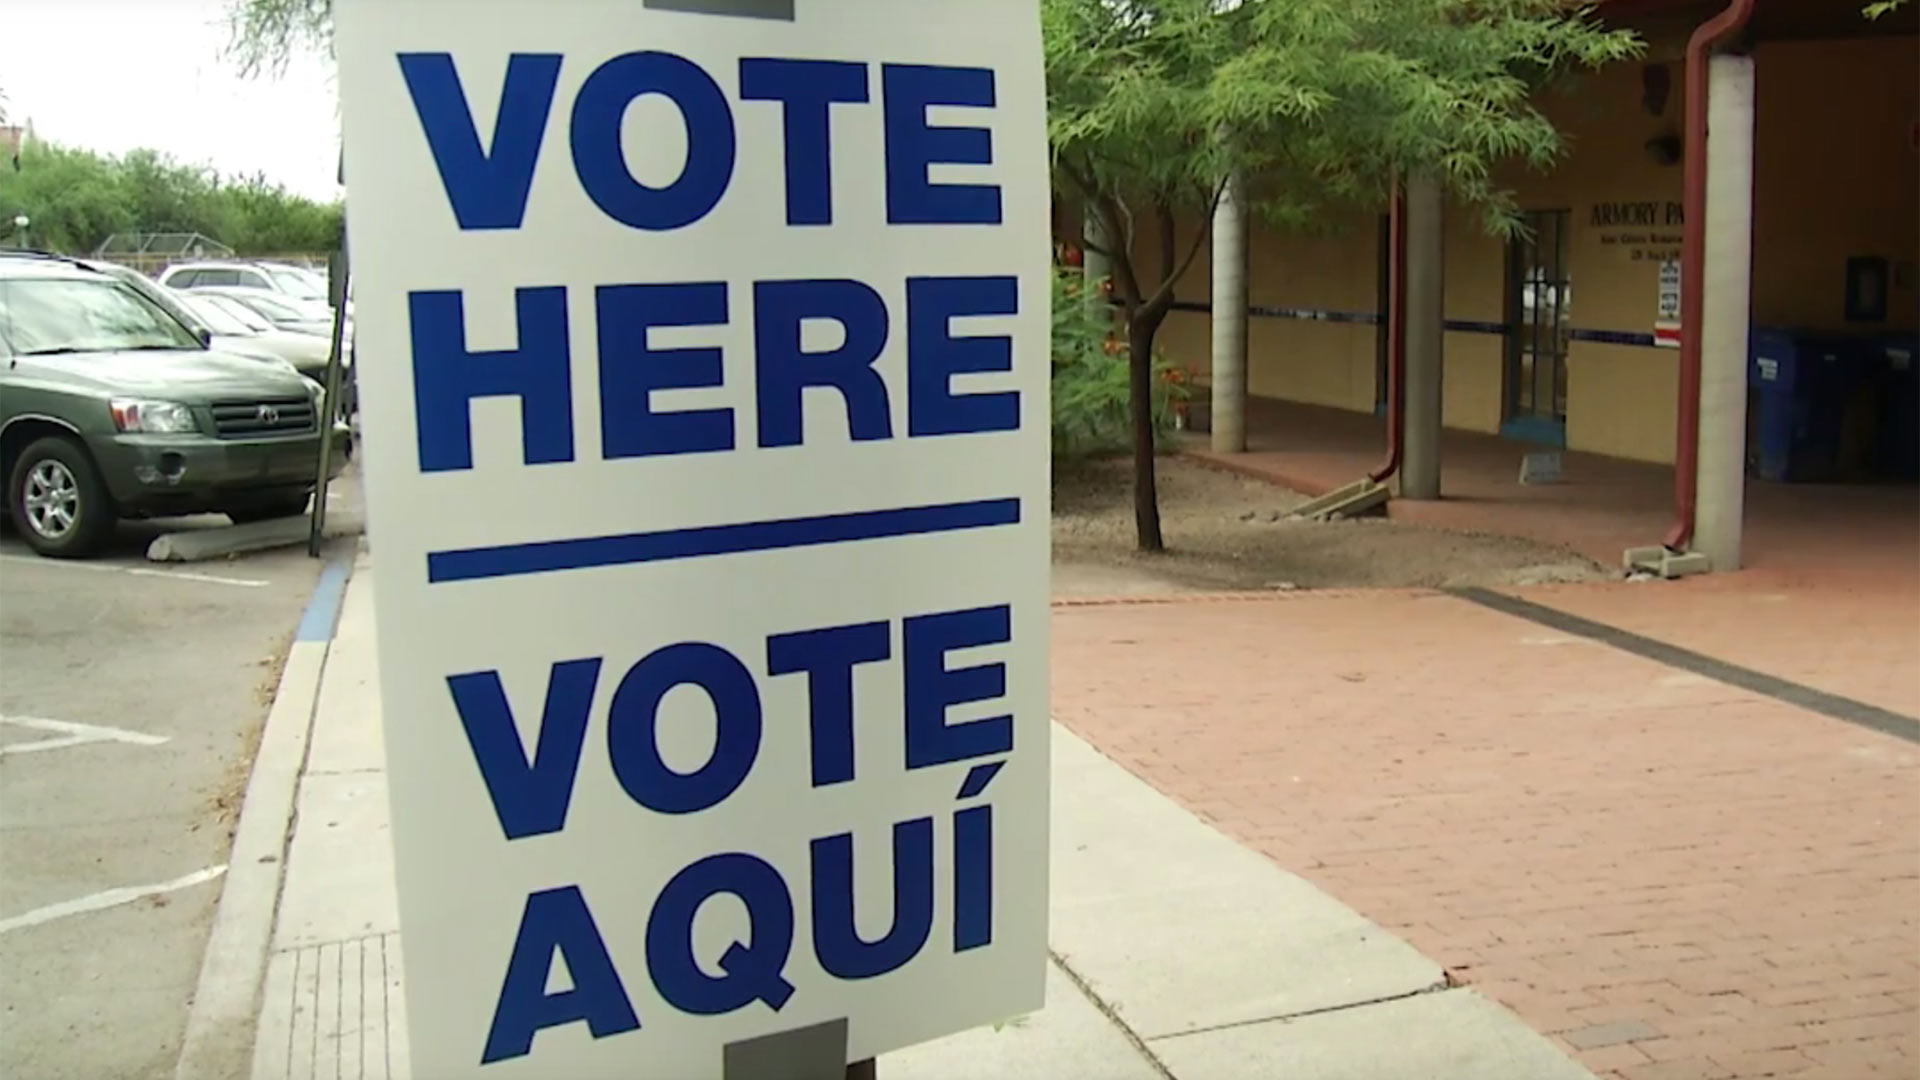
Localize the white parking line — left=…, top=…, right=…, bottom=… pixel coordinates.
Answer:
left=0, top=715, right=170, bottom=757
left=0, top=866, right=228, bottom=936
left=0, top=554, right=268, bottom=588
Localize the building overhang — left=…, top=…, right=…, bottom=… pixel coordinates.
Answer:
left=1595, top=0, right=1917, bottom=42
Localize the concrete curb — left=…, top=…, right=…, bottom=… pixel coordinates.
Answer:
left=147, top=515, right=363, bottom=564
left=173, top=559, right=352, bottom=1080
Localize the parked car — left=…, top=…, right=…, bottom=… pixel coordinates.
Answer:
left=77, top=258, right=311, bottom=375
left=188, top=285, right=342, bottom=338
left=0, top=253, right=351, bottom=557
left=170, top=290, right=334, bottom=381
left=175, top=290, right=359, bottom=420
left=158, top=259, right=332, bottom=306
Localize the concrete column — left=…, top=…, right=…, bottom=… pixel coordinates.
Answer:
left=1082, top=210, right=1112, bottom=299
left=1400, top=174, right=1446, bottom=500
left=1693, top=53, right=1754, bottom=571
left=1210, top=171, right=1249, bottom=452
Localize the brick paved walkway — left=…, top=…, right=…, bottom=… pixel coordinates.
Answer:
left=1494, top=572, right=1920, bottom=717
left=1052, top=583, right=1920, bottom=1080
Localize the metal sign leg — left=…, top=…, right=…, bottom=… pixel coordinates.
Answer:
left=308, top=247, right=351, bottom=558
left=721, top=1020, right=875, bottom=1080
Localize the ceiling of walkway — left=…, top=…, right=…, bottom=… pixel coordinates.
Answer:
left=1598, top=0, right=1918, bottom=41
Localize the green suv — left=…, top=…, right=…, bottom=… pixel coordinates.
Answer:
left=0, top=253, right=352, bottom=558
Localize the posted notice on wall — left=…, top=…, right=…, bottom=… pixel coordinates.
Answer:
left=333, top=0, right=1051, bottom=1075
left=1654, top=258, right=1681, bottom=348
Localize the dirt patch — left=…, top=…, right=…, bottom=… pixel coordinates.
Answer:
left=1052, top=455, right=1608, bottom=594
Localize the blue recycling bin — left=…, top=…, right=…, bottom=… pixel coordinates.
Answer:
left=1746, top=329, right=1872, bottom=483
left=1870, top=333, right=1918, bottom=482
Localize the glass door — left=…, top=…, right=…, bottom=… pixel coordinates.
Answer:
left=1505, top=209, right=1571, bottom=443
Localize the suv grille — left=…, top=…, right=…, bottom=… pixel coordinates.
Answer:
left=210, top=398, right=317, bottom=437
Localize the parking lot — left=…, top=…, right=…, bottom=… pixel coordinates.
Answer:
left=0, top=475, right=361, bottom=1079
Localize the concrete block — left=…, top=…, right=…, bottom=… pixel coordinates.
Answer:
left=1519, top=451, right=1563, bottom=485
left=882, top=963, right=1161, bottom=1080
left=1149, top=989, right=1599, bottom=1080
left=1289, top=479, right=1387, bottom=522
left=1049, top=730, right=1441, bottom=1040
left=1623, top=545, right=1713, bottom=579
left=147, top=514, right=361, bottom=564
left=1660, top=550, right=1712, bottom=577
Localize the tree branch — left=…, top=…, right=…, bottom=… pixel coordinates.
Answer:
left=1155, top=198, right=1176, bottom=286
left=1139, top=176, right=1228, bottom=316
left=1057, top=154, right=1125, bottom=261
left=1112, top=192, right=1137, bottom=256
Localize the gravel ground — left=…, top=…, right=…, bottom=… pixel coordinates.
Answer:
left=1052, top=455, right=1608, bottom=596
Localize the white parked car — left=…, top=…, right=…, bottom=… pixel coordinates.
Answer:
left=170, top=289, right=338, bottom=385
left=158, top=260, right=346, bottom=315
left=188, top=285, right=342, bottom=339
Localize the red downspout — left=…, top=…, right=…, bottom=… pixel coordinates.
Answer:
left=1369, top=186, right=1408, bottom=484
left=1665, top=0, right=1757, bottom=551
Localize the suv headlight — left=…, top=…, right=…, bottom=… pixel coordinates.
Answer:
left=110, top=399, right=199, bottom=434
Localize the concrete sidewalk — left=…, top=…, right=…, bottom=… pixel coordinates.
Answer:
left=235, top=557, right=1594, bottom=1079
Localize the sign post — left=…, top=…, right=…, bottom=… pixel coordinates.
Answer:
left=334, top=0, right=1052, bottom=1076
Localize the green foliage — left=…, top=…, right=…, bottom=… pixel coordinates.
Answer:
left=1046, top=0, right=1645, bottom=248
left=0, top=140, right=343, bottom=255
left=1864, top=0, right=1909, bottom=18
left=1045, top=0, right=1639, bottom=548
left=225, top=0, right=333, bottom=77
left=1051, top=270, right=1186, bottom=458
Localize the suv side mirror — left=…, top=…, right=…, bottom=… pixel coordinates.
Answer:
left=196, top=327, right=214, bottom=348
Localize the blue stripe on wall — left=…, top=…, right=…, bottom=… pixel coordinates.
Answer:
left=1569, top=328, right=1660, bottom=348
left=1163, top=299, right=1660, bottom=349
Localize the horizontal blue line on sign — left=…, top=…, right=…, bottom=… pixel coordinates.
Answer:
left=426, top=497, right=1023, bottom=583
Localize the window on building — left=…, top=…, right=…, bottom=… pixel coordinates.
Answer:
left=1506, top=209, right=1571, bottom=433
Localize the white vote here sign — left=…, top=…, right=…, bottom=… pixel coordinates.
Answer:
left=334, top=0, right=1051, bottom=1075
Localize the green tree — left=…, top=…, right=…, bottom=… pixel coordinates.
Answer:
left=225, top=0, right=1640, bottom=551
left=1864, top=0, right=1909, bottom=18
left=2, top=140, right=341, bottom=255
left=1046, top=0, right=1639, bottom=551
left=226, top=0, right=333, bottom=76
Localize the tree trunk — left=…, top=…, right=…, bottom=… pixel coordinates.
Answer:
left=1128, top=311, right=1167, bottom=553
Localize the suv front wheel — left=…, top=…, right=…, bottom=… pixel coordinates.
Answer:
left=7, top=436, right=115, bottom=558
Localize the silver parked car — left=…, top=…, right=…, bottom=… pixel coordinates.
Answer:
left=171, top=290, right=336, bottom=384
left=158, top=259, right=331, bottom=305
left=189, top=285, right=341, bottom=339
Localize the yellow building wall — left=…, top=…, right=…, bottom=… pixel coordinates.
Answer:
left=1752, top=37, right=1920, bottom=331
left=1501, top=61, right=1690, bottom=462
left=1245, top=215, right=1379, bottom=411
left=1441, top=199, right=1509, bottom=434
left=1152, top=209, right=1381, bottom=413
left=1116, top=212, right=1215, bottom=378
left=1098, top=34, right=1917, bottom=466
